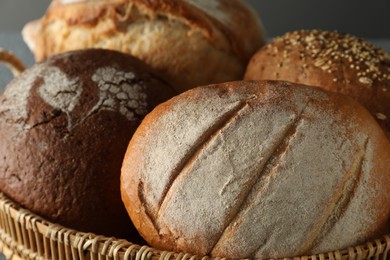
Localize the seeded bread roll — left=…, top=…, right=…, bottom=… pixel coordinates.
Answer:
left=121, top=80, right=390, bottom=259
left=22, top=0, right=265, bottom=92
left=244, top=30, right=390, bottom=137
left=0, top=49, right=176, bottom=240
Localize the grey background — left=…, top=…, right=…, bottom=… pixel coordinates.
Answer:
left=0, top=0, right=389, bottom=38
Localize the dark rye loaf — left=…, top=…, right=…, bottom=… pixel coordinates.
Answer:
left=0, top=49, right=176, bottom=240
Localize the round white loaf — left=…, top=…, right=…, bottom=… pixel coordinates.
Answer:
left=121, top=80, right=390, bottom=259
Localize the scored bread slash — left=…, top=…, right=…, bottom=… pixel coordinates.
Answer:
left=121, top=80, right=390, bottom=259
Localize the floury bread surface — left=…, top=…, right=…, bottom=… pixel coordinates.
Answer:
left=0, top=49, right=176, bottom=240
left=22, top=0, right=265, bottom=92
left=121, top=80, right=390, bottom=258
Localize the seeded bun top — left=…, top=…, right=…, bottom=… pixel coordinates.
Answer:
left=245, top=30, right=390, bottom=136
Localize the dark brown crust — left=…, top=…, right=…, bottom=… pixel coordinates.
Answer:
left=0, top=49, right=176, bottom=241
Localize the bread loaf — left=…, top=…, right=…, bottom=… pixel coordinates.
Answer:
left=0, top=49, right=176, bottom=240
left=244, top=30, right=390, bottom=137
left=22, top=0, right=265, bottom=92
left=121, top=80, right=390, bottom=258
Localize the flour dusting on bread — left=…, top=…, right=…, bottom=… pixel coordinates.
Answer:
left=91, top=66, right=148, bottom=121
left=38, top=66, right=81, bottom=114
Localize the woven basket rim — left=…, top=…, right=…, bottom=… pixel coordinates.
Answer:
left=0, top=48, right=25, bottom=77
left=0, top=192, right=389, bottom=260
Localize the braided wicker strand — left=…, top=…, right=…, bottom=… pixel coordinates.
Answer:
left=0, top=192, right=389, bottom=259
left=0, top=48, right=25, bottom=77
left=0, top=191, right=389, bottom=260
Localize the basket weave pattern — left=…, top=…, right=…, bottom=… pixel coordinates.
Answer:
left=0, top=48, right=25, bottom=77
left=0, top=193, right=388, bottom=260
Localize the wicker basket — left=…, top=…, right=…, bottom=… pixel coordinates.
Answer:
left=1, top=49, right=390, bottom=260
left=0, top=48, right=25, bottom=77
left=0, top=192, right=388, bottom=260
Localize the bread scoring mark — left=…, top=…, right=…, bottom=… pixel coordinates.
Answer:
left=155, top=99, right=254, bottom=226
left=38, top=67, right=81, bottom=131
left=137, top=181, right=161, bottom=235
left=210, top=102, right=309, bottom=256
left=297, top=138, right=369, bottom=254
left=90, top=67, right=148, bottom=121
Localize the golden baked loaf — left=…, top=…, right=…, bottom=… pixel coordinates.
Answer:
left=0, top=49, right=176, bottom=240
left=121, top=80, right=390, bottom=259
left=244, top=30, right=390, bottom=137
left=23, top=0, right=265, bottom=92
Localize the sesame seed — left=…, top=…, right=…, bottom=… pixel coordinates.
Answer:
left=275, top=30, right=390, bottom=84
left=305, top=35, right=315, bottom=42
left=359, top=77, right=373, bottom=85
left=376, top=113, right=387, bottom=120
left=315, top=59, right=326, bottom=67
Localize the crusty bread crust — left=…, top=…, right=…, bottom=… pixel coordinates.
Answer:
left=245, top=30, right=390, bottom=138
left=0, top=49, right=176, bottom=240
left=22, top=0, right=265, bottom=92
left=121, top=80, right=390, bottom=258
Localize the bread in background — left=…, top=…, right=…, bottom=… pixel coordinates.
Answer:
left=121, top=80, right=390, bottom=259
left=0, top=49, right=176, bottom=240
left=23, top=0, right=266, bottom=92
left=245, top=30, right=390, bottom=137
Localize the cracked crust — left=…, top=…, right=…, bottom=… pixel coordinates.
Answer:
left=0, top=49, right=176, bottom=240
left=121, top=80, right=390, bottom=258
left=22, top=0, right=265, bottom=91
